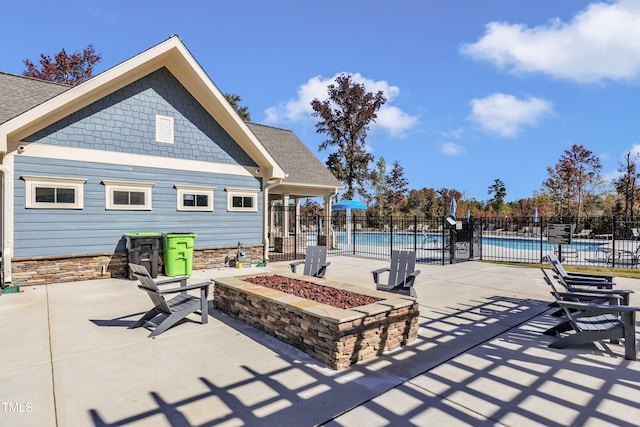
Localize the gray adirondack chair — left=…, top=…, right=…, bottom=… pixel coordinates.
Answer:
left=543, top=268, right=632, bottom=308
left=372, top=250, right=420, bottom=297
left=290, top=246, right=331, bottom=278
left=545, top=254, right=614, bottom=288
left=129, top=263, right=210, bottom=337
left=542, top=270, right=639, bottom=360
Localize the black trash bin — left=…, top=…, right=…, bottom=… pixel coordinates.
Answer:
left=125, top=233, right=162, bottom=280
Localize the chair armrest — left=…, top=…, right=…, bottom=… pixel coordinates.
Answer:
left=153, top=276, right=189, bottom=287
left=565, top=278, right=615, bottom=289
left=558, top=291, right=622, bottom=301
left=290, top=260, right=304, bottom=273
left=409, top=270, right=421, bottom=278
left=556, top=300, right=640, bottom=313
left=155, top=281, right=211, bottom=294
left=569, top=288, right=632, bottom=295
left=566, top=271, right=614, bottom=281
left=372, top=267, right=390, bottom=284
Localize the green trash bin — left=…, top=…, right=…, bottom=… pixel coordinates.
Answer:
left=163, top=233, right=196, bottom=276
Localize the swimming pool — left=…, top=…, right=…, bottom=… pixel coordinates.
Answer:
left=335, top=232, right=603, bottom=252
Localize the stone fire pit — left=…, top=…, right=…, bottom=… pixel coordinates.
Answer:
left=213, top=273, right=419, bottom=370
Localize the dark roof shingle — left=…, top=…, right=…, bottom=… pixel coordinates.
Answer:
left=0, top=72, right=70, bottom=124
left=247, top=123, right=341, bottom=188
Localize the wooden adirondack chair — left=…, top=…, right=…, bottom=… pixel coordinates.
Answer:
left=545, top=254, right=614, bottom=288
left=290, top=246, right=331, bottom=278
left=372, top=250, right=420, bottom=297
left=129, top=263, right=210, bottom=337
left=542, top=270, right=639, bottom=360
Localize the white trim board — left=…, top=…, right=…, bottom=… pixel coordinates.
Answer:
left=15, top=143, right=259, bottom=177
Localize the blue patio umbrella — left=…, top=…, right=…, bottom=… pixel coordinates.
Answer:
left=449, top=198, right=457, bottom=218
left=466, top=209, right=470, bottom=220
left=533, top=207, right=539, bottom=223
left=332, top=200, right=367, bottom=211
left=332, top=200, right=366, bottom=247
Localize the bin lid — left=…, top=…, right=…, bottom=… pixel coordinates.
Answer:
left=124, top=232, right=162, bottom=237
left=163, top=232, right=196, bottom=237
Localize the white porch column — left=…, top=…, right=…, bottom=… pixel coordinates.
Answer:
left=282, top=194, right=290, bottom=236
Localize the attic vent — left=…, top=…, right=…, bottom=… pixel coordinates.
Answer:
left=155, top=115, right=174, bottom=144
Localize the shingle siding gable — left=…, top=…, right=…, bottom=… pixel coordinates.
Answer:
left=23, top=67, right=257, bottom=166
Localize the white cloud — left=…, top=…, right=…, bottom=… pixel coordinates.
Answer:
left=627, top=144, right=640, bottom=159
left=264, top=72, right=418, bottom=137
left=442, top=128, right=464, bottom=139
left=468, top=93, right=553, bottom=137
left=441, top=142, right=464, bottom=155
left=461, top=0, right=640, bottom=83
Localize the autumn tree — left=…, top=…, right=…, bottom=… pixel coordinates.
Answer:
left=387, top=161, right=408, bottom=213
left=543, top=144, right=602, bottom=219
left=404, top=187, right=439, bottom=217
left=311, top=74, right=386, bottom=200
left=613, top=150, right=640, bottom=217
left=224, top=93, right=251, bottom=121
left=370, top=157, right=388, bottom=215
left=22, top=44, right=101, bottom=86
left=487, top=178, right=506, bottom=215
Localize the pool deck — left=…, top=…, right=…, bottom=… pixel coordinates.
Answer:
left=1, top=257, right=639, bottom=426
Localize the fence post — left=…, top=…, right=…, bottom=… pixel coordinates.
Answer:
left=390, top=216, right=394, bottom=255
left=413, top=215, right=418, bottom=252
left=612, top=216, right=617, bottom=268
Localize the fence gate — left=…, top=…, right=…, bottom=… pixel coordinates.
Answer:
left=446, top=217, right=482, bottom=264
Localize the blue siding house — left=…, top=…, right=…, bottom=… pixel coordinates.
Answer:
left=0, top=36, right=341, bottom=285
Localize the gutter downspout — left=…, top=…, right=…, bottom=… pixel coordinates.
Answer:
left=262, top=177, right=283, bottom=263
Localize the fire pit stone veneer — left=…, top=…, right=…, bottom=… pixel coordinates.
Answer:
left=213, top=273, right=419, bottom=370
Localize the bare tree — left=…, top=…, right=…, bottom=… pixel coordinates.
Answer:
left=613, top=150, right=640, bottom=217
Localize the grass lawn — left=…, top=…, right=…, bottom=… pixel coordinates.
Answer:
left=484, top=261, right=640, bottom=280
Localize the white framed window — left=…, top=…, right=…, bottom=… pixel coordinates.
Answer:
left=226, top=187, right=258, bottom=212
left=22, top=175, right=87, bottom=209
left=175, top=185, right=215, bottom=211
left=102, top=180, right=154, bottom=210
left=155, top=114, right=174, bottom=144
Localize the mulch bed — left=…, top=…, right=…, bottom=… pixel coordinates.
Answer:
left=243, top=275, right=382, bottom=309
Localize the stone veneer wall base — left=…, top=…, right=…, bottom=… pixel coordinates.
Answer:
left=10, top=245, right=264, bottom=286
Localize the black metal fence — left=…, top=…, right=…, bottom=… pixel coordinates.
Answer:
left=267, top=208, right=640, bottom=268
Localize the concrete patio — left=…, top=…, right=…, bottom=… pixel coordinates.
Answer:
left=1, top=256, right=639, bottom=426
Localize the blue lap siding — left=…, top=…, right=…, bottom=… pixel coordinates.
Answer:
left=14, top=157, right=262, bottom=258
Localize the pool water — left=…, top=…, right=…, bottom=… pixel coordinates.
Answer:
left=335, top=232, right=602, bottom=252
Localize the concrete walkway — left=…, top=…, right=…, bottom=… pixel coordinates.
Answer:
left=1, top=257, right=639, bottom=426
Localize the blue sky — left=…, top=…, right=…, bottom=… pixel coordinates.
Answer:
left=3, top=1, right=640, bottom=202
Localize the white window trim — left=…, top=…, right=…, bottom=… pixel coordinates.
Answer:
left=226, top=187, right=259, bottom=212
left=22, top=175, right=87, bottom=209
left=155, top=114, right=174, bottom=144
left=175, top=185, right=216, bottom=212
left=102, top=180, right=154, bottom=211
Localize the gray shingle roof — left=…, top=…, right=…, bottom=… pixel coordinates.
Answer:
left=0, top=71, right=70, bottom=124
left=247, top=123, right=341, bottom=189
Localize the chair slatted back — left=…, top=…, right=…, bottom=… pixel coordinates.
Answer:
left=541, top=268, right=580, bottom=331
left=303, top=246, right=328, bottom=277
left=129, top=263, right=171, bottom=314
left=546, top=254, right=569, bottom=278
left=388, top=250, right=416, bottom=288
